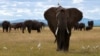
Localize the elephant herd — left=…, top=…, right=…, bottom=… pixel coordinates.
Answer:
left=1, top=20, right=46, bottom=33
left=1, top=6, right=95, bottom=52
left=73, top=20, right=94, bottom=31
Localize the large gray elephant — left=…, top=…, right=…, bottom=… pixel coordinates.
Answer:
left=44, top=6, right=83, bottom=51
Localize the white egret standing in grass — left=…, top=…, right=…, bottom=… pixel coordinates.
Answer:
left=3, top=46, right=7, bottom=50
left=37, top=42, right=41, bottom=50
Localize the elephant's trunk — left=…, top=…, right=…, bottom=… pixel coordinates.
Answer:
left=55, top=7, right=70, bottom=36
left=55, top=8, right=71, bottom=51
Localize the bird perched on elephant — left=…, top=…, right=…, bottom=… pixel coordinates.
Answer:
left=44, top=6, right=83, bottom=51
left=2, top=20, right=11, bottom=32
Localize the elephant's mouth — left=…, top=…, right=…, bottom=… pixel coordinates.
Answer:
left=55, top=27, right=69, bottom=36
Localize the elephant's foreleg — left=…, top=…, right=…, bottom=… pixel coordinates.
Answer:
left=56, top=29, right=64, bottom=51
left=3, top=29, right=4, bottom=32
left=63, top=31, right=71, bottom=51
left=3, top=27, right=5, bottom=32
left=54, top=38, right=57, bottom=43
left=37, top=28, right=41, bottom=33
left=56, top=36, right=62, bottom=51
left=6, top=28, right=8, bottom=32
left=22, top=26, right=25, bottom=33
left=9, top=27, right=11, bottom=32
left=27, top=27, right=31, bottom=33
left=63, top=36, right=70, bottom=51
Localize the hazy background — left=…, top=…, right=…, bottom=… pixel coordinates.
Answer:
left=0, top=0, right=100, bottom=26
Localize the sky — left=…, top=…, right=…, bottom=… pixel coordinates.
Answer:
left=0, top=0, right=100, bottom=21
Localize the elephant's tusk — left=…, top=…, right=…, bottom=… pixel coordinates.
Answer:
left=66, top=27, right=69, bottom=34
left=55, top=27, right=59, bottom=35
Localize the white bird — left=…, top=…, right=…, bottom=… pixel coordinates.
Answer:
left=3, top=47, right=7, bottom=50
left=82, top=46, right=85, bottom=49
left=37, top=43, right=41, bottom=50
left=30, top=47, right=33, bottom=50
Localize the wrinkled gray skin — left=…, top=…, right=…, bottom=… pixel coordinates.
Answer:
left=44, top=6, right=83, bottom=51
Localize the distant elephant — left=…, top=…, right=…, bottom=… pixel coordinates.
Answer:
left=78, top=23, right=85, bottom=31
left=2, top=21, right=11, bottom=32
left=13, top=22, right=23, bottom=30
left=86, top=26, right=92, bottom=31
left=44, top=6, right=83, bottom=51
left=86, top=20, right=94, bottom=31
left=39, top=22, right=46, bottom=29
left=22, top=20, right=33, bottom=33
left=73, top=22, right=85, bottom=31
left=88, top=20, right=94, bottom=29
left=22, top=20, right=43, bottom=33
left=73, top=23, right=79, bottom=30
left=31, top=20, right=43, bottom=32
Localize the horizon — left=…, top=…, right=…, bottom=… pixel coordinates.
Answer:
left=0, top=17, right=99, bottom=22
left=0, top=0, right=100, bottom=21
left=0, top=18, right=100, bottom=26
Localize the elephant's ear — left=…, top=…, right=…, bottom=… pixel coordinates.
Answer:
left=44, top=7, right=58, bottom=34
left=65, top=8, right=83, bottom=27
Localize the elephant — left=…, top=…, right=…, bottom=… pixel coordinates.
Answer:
left=44, top=6, right=83, bottom=51
left=73, top=22, right=85, bottom=31
left=85, top=26, right=92, bottom=31
left=31, top=20, right=43, bottom=32
left=2, top=20, right=11, bottom=32
left=39, top=22, right=46, bottom=29
left=13, top=22, right=23, bottom=30
left=22, top=20, right=32, bottom=33
left=73, top=23, right=79, bottom=30
left=78, top=23, right=85, bottom=31
left=86, top=20, right=94, bottom=31
left=22, top=20, right=43, bottom=33
left=88, top=20, right=94, bottom=28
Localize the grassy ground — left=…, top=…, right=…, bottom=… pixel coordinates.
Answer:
left=0, top=27, right=100, bottom=56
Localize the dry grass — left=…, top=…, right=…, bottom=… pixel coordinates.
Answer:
left=0, top=27, right=100, bottom=56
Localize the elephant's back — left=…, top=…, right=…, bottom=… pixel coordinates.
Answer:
left=2, top=21, right=10, bottom=26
